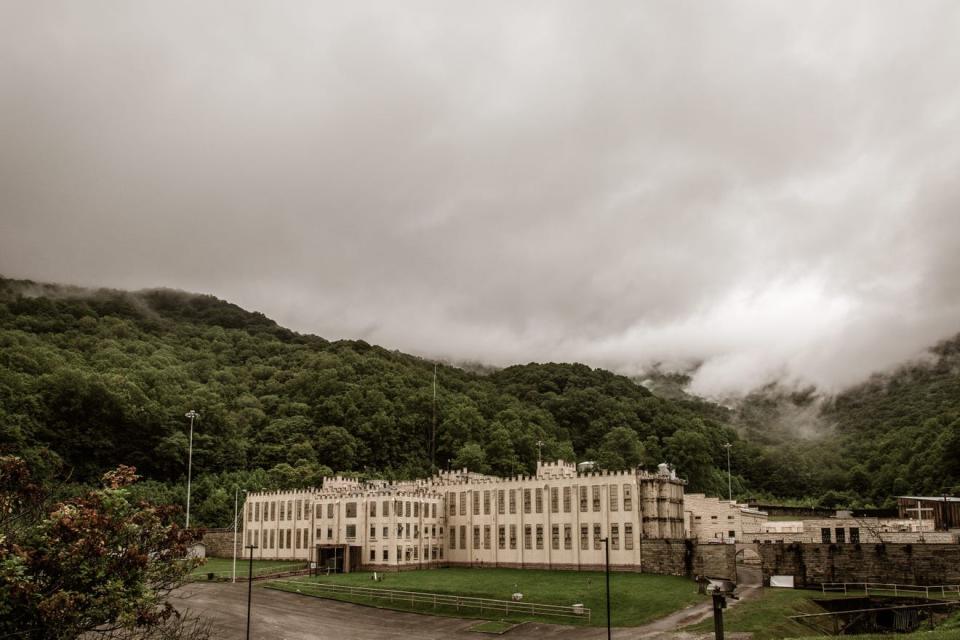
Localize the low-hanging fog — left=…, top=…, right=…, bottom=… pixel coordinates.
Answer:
left=2, top=1, right=959, bottom=397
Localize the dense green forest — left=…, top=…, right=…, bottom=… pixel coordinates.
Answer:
left=1, top=277, right=958, bottom=526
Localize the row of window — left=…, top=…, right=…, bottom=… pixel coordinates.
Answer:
left=821, top=527, right=860, bottom=544
left=447, top=523, right=635, bottom=551
left=368, top=546, right=445, bottom=563
left=248, top=499, right=440, bottom=523
left=447, top=485, right=635, bottom=517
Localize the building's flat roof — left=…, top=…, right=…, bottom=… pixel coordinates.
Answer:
left=898, top=496, right=960, bottom=502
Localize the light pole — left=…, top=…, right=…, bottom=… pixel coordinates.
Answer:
left=601, top=536, right=611, bottom=640
left=232, top=487, right=245, bottom=583
left=184, top=410, right=199, bottom=529
left=536, top=440, right=544, bottom=465
left=246, top=544, right=257, bottom=640
left=723, top=443, right=733, bottom=502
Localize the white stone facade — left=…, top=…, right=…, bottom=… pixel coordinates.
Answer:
left=683, top=493, right=768, bottom=543
left=241, top=460, right=685, bottom=572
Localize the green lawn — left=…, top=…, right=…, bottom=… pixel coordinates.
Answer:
left=266, top=568, right=706, bottom=627
left=189, top=557, right=307, bottom=580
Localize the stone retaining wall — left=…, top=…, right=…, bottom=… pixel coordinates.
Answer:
left=202, top=529, right=242, bottom=558
left=759, top=542, right=960, bottom=587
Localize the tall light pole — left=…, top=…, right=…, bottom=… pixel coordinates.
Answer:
left=233, top=487, right=245, bottom=583
left=601, top=536, right=611, bottom=640
left=723, top=443, right=733, bottom=502
left=246, top=544, right=257, bottom=640
left=184, top=410, right=199, bottom=529
left=536, top=440, right=544, bottom=465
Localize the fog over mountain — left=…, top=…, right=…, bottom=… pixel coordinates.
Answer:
left=2, top=1, right=959, bottom=396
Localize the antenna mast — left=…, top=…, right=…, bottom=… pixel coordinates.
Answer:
left=431, top=363, right=438, bottom=472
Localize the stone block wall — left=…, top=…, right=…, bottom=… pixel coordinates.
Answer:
left=639, top=539, right=736, bottom=581
left=759, top=542, right=960, bottom=587
left=202, top=529, right=242, bottom=558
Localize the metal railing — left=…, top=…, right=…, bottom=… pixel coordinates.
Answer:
left=820, top=582, right=960, bottom=598
left=277, top=580, right=592, bottom=622
left=190, top=561, right=309, bottom=581
left=790, top=601, right=960, bottom=636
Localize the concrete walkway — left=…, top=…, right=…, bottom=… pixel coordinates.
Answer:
left=173, top=580, right=755, bottom=639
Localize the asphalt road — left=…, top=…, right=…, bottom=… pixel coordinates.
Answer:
left=173, top=581, right=754, bottom=639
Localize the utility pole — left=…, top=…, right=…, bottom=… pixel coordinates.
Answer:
left=232, top=487, right=243, bottom=583
left=246, top=544, right=257, bottom=640
left=723, top=443, right=733, bottom=502
left=184, top=410, right=199, bottom=529
left=536, top=440, right=544, bottom=466
left=601, top=536, right=611, bottom=640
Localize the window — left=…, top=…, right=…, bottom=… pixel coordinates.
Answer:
left=523, top=489, right=531, bottom=514
left=326, top=503, right=333, bottom=519
left=459, top=525, right=466, bottom=549
left=524, top=525, right=532, bottom=550
left=383, top=526, right=389, bottom=538
left=536, top=525, right=544, bottom=550
left=580, top=486, right=588, bottom=512
left=509, top=525, right=517, bottom=549
left=370, top=526, right=376, bottom=539
left=254, top=503, right=259, bottom=521
left=346, top=524, right=356, bottom=539
left=821, top=528, right=831, bottom=543
left=296, top=499, right=302, bottom=520
left=327, top=527, right=333, bottom=540
left=405, top=548, right=411, bottom=562
left=483, top=490, right=490, bottom=515
left=728, top=530, right=736, bottom=539
left=405, top=523, right=410, bottom=539
left=449, top=528, right=456, bottom=549
left=498, top=525, right=506, bottom=549
left=552, top=525, right=560, bottom=550
left=279, top=501, right=285, bottom=521
left=611, top=524, right=619, bottom=550
left=509, top=490, right=517, bottom=514
left=397, top=524, right=403, bottom=537
left=287, top=501, right=293, bottom=519
left=728, top=515, right=735, bottom=520
left=535, top=488, right=543, bottom=514
left=458, top=492, right=466, bottom=516
left=271, top=502, right=276, bottom=521
left=397, top=546, right=403, bottom=562
left=383, top=500, right=390, bottom=517
left=296, top=529, right=301, bottom=549
left=592, top=486, right=601, bottom=512
left=850, top=527, right=860, bottom=544
left=370, top=549, right=376, bottom=561
left=624, top=523, right=634, bottom=550
left=316, top=527, right=322, bottom=540
left=248, top=503, right=254, bottom=522
left=711, top=516, right=718, bottom=520
left=405, top=501, right=411, bottom=518
left=412, top=546, right=418, bottom=560
left=551, top=487, right=559, bottom=513
left=580, top=525, right=589, bottom=550
left=383, top=548, right=389, bottom=561
left=315, top=504, right=321, bottom=518
left=267, top=530, right=272, bottom=549
left=484, top=525, right=491, bottom=549
left=564, top=525, right=572, bottom=550
left=431, top=503, right=436, bottom=518
left=449, top=492, right=456, bottom=516
left=593, top=524, right=602, bottom=550
left=286, top=529, right=292, bottom=548
left=609, top=485, right=618, bottom=512
left=473, top=491, right=480, bottom=515
left=498, top=490, right=505, bottom=515
left=623, top=485, right=632, bottom=511
left=835, top=528, right=845, bottom=544
left=345, top=502, right=357, bottom=518
left=563, top=486, right=571, bottom=512
left=473, top=526, right=480, bottom=549
left=279, top=530, right=285, bottom=549
left=370, top=501, right=377, bottom=517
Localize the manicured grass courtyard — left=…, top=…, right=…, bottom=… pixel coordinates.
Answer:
left=267, top=567, right=706, bottom=627
left=189, top=557, right=307, bottom=580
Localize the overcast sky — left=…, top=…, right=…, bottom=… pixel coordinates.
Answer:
left=2, top=1, right=959, bottom=396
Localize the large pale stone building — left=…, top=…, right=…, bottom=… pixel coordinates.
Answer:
left=242, top=460, right=685, bottom=572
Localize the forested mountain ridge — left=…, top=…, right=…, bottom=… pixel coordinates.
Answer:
left=0, top=276, right=958, bottom=526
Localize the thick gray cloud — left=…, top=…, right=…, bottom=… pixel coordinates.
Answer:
left=2, top=1, right=959, bottom=396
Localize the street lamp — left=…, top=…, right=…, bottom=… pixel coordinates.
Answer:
left=600, top=536, right=611, bottom=640
left=723, top=443, right=733, bottom=502
left=246, top=544, right=257, bottom=640
left=536, top=440, right=544, bottom=465
left=184, top=410, right=199, bottom=529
